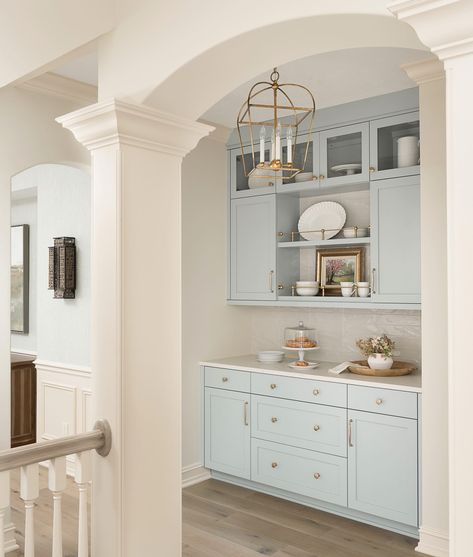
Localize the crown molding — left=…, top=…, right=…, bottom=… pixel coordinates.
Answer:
left=56, top=98, right=215, bottom=157
left=402, top=58, right=445, bottom=84
left=198, top=120, right=232, bottom=144
left=390, top=0, right=473, bottom=60
left=18, top=72, right=97, bottom=105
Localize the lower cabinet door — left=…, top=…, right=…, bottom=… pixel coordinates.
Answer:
left=251, top=438, right=347, bottom=507
left=205, top=387, right=251, bottom=479
left=348, top=410, right=418, bottom=526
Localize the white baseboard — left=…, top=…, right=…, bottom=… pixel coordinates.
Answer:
left=416, top=527, right=449, bottom=557
left=182, top=464, right=210, bottom=488
left=4, top=522, right=19, bottom=553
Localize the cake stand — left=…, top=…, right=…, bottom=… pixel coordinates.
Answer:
left=282, top=345, right=320, bottom=369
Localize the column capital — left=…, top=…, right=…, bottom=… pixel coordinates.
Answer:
left=389, top=0, right=473, bottom=60
left=56, top=98, right=214, bottom=157
left=402, top=58, right=445, bottom=84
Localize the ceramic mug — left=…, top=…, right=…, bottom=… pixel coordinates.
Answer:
left=340, top=281, right=354, bottom=297
left=356, top=281, right=370, bottom=298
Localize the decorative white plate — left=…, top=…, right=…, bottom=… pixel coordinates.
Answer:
left=288, top=361, right=320, bottom=370
left=330, top=163, right=362, bottom=176
left=298, top=202, right=346, bottom=241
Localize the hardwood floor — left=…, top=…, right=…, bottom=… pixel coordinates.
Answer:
left=8, top=470, right=426, bottom=556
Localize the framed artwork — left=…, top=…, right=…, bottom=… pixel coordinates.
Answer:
left=11, top=224, right=30, bottom=333
left=316, top=247, right=363, bottom=295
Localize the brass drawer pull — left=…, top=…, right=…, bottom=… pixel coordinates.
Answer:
left=313, top=388, right=320, bottom=396
left=244, top=401, right=249, bottom=426
left=222, top=377, right=229, bottom=382
left=313, top=425, right=320, bottom=432
left=271, top=417, right=278, bottom=423
left=314, top=472, right=321, bottom=480
left=271, top=462, right=278, bottom=469
left=270, top=383, right=277, bottom=390
left=348, top=419, right=354, bottom=447
left=376, top=398, right=383, bottom=405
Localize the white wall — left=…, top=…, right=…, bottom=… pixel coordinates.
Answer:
left=11, top=193, right=37, bottom=354
left=181, top=132, right=252, bottom=474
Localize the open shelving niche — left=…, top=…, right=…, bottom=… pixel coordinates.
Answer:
left=276, top=181, right=372, bottom=305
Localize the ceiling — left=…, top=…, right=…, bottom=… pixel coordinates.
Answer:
left=53, top=47, right=432, bottom=127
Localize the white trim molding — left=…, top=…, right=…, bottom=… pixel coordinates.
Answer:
left=416, top=527, right=449, bottom=557
left=18, top=72, right=97, bottom=105
left=34, top=359, right=92, bottom=378
left=56, top=98, right=215, bottom=156
left=402, top=58, right=445, bottom=84
left=390, top=0, right=473, bottom=60
left=182, top=464, right=211, bottom=489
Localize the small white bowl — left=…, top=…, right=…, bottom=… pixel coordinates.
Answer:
left=296, top=281, right=318, bottom=286
left=257, top=350, right=284, bottom=363
left=296, top=286, right=319, bottom=296
left=343, top=227, right=369, bottom=238
left=295, top=172, right=314, bottom=183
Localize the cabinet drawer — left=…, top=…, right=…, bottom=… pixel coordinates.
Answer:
left=252, top=395, right=347, bottom=457
left=348, top=385, right=417, bottom=419
left=205, top=367, right=250, bottom=393
left=251, top=438, right=347, bottom=507
left=252, top=373, right=346, bottom=407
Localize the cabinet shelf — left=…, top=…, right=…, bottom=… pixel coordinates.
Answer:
left=278, top=237, right=371, bottom=249
left=276, top=180, right=369, bottom=197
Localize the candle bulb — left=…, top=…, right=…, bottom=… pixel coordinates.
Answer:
left=271, top=130, right=275, bottom=162
left=275, top=122, right=281, bottom=161
left=287, top=126, right=293, bottom=164
left=259, top=126, right=266, bottom=165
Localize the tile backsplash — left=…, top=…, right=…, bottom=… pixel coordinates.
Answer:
left=249, top=307, right=421, bottom=365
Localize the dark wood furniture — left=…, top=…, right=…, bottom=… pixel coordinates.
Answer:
left=11, top=353, right=36, bottom=447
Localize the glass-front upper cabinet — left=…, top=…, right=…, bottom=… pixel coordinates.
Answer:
left=318, top=122, right=370, bottom=188
left=277, top=132, right=320, bottom=193
left=230, top=142, right=279, bottom=198
left=369, top=112, right=420, bottom=180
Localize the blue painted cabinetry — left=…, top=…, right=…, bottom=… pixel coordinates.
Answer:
left=204, top=365, right=420, bottom=536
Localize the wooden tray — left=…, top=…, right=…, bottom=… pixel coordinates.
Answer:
left=348, top=360, right=417, bottom=377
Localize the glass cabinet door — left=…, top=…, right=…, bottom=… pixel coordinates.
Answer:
left=230, top=143, right=278, bottom=198
left=319, top=123, right=369, bottom=188
left=370, top=112, right=420, bottom=180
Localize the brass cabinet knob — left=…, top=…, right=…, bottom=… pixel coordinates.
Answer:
left=376, top=398, right=383, bottom=405
left=278, top=284, right=285, bottom=290
left=313, top=388, right=320, bottom=396
left=271, top=417, right=278, bottom=423
left=222, top=377, right=229, bottom=382
left=314, top=472, right=321, bottom=480
left=369, top=166, right=376, bottom=173
left=268, top=182, right=274, bottom=187
left=270, top=383, right=277, bottom=390
left=319, top=175, right=325, bottom=180
left=312, top=176, right=318, bottom=181
left=313, top=425, right=320, bottom=432
left=272, top=462, right=278, bottom=469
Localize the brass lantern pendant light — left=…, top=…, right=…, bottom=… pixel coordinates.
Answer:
left=237, top=67, right=316, bottom=182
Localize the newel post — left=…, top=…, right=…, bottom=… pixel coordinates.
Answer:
left=57, top=100, right=213, bottom=556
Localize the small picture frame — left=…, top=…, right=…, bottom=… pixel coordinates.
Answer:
left=316, top=247, right=364, bottom=295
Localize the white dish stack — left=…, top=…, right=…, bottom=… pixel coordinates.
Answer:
left=257, top=351, right=285, bottom=363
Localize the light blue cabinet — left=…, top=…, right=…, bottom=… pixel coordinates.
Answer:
left=230, top=195, right=277, bottom=300
left=319, top=122, right=370, bottom=188
left=204, top=365, right=420, bottom=535
left=204, top=387, right=251, bottom=479
left=348, top=410, right=418, bottom=527
left=370, top=112, right=420, bottom=181
left=370, top=176, right=421, bottom=303
left=229, top=144, right=278, bottom=198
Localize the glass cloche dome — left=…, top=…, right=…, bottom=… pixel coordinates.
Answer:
left=284, top=321, right=317, bottom=349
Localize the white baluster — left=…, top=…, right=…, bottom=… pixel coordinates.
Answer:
left=49, top=457, right=66, bottom=557
left=75, top=452, right=91, bottom=557
left=20, top=464, right=39, bottom=557
left=0, top=471, right=9, bottom=557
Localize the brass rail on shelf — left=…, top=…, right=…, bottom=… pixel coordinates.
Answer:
left=278, top=225, right=371, bottom=242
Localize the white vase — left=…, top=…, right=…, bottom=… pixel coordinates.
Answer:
left=367, top=354, right=393, bottom=370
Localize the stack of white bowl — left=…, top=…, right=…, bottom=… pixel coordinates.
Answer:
left=257, top=351, right=284, bottom=363
left=296, top=281, right=319, bottom=296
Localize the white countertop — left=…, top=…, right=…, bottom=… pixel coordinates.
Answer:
left=200, top=355, right=422, bottom=393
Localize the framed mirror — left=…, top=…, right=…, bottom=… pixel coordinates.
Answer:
left=11, top=224, right=29, bottom=333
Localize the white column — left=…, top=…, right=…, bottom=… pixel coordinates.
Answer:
left=57, top=100, right=212, bottom=557
left=391, top=2, right=473, bottom=556
left=403, top=58, right=449, bottom=557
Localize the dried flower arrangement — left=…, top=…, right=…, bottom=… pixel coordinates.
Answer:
left=356, top=334, right=395, bottom=358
